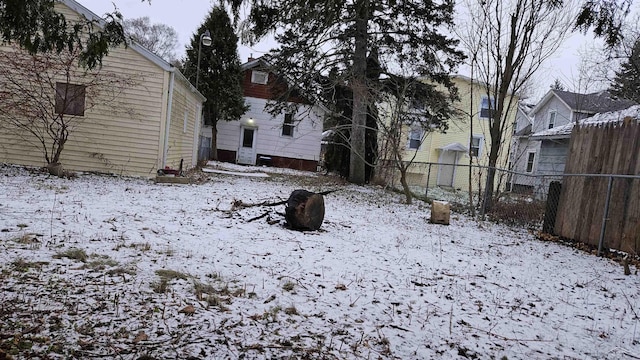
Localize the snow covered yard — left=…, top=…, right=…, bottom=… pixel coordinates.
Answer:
left=1, top=163, right=639, bottom=360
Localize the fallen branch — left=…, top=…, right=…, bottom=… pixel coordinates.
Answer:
left=621, top=290, right=639, bottom=320
left=247, top=211, right=270, bottom=223
left=387, top=324, right=411, bottom=332
left=233, top=190, right=339, bottom=209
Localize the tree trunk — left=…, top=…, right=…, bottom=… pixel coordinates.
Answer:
left=482, top=132, right=501, bottom=215
left=211, top=121, right=219, bottom=161
left=348, top=0, right=368, bottom=185
left=399, top=168, right=412, bottom=204
left=285, top=189, right=325, bottom=230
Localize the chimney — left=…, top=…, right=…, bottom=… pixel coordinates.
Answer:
left=248, top=53, right=255, bottom=62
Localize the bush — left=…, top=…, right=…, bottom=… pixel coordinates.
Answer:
left=488, top=197, right=546, bottom=228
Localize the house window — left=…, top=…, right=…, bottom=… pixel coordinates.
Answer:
left=408, top=126, right=423, bottom=149
left=470, top=135, right=483, bottom=157
left=55, top=82, right=86, bottom=116
left=480, top=96, right=495, bottom=119
left=548, top=111, right=557, bottom=129
left=282, top=113, right=294, bottom=136
left=251, top=70, right=268, bottom=85
left=526, top=152, right=536, bottom=173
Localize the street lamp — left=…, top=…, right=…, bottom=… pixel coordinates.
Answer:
left=195, top=30, right=212, bottom=90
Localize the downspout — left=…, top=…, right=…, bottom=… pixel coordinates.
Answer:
left=162, top=71, right=176, bottom=168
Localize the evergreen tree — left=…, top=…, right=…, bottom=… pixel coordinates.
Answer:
left=0, top=0, right=135, bottom=69
left=551, top=78, right=566, bottom=90
left=575, top=0, right=633, bottom=47
left=181, top=6, right=248, bottom=160
left=229, top=0, right=464, bottom=184
left=610, top=38, right=640, bottom=103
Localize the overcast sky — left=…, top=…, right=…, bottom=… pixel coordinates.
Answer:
left=76, top=0, right=601, bottom=102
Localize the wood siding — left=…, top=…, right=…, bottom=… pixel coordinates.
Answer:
left=554, top=121, right=640, bottom=253
left=216, top=97, right=323, bottom=167
left=242, top=69, right=307, bottom=104
left=379, top=76, right=517, bottom=190
left=165, top=75, right=201, bottom=171
left=0, top=2, right=202, bottom=177
left=530, top=97, right=573, bottom=134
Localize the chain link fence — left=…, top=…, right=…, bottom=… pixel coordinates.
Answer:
left=378, top=161, right=640, bottom=254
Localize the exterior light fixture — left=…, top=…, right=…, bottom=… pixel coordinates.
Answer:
left=195, top=30, right=212, bottom=90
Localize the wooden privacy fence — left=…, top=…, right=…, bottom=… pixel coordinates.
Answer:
left=554, top=120, right=640, bottom=254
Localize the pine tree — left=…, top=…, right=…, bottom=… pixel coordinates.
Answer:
left=610, top=38, right=640, bottom=103
left=0, top=0, right=131, bottom=69
left=181, top=6, right=248, bottom=160
left=551, top=78, right=565, bottom=90
left=229, top=0, right=464, bottom=184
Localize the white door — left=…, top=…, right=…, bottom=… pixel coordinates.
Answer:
left=237, top=127, right=257, bottom=165
left=437, top=151, right=458, bottom=187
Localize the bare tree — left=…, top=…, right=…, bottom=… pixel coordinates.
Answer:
left=0, top=45, right=142, bottom=175
left=231, top=0, right=464, bottom=185
left=376, top=75, right=457, bottom=204
left=123, top=16, right=178, bottom=63
left=456, top=0, right=575, bottom=213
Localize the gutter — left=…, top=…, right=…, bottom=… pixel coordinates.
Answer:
left=162, top=72, right=176, bottom=168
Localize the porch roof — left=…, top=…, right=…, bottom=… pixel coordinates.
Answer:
left=438, top=142, right=468, bottom=152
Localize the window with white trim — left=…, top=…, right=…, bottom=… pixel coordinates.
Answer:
left=282, top=113, right=294, bottom=136
left=526, top=152, right=536, bottom=173
left=480, top=96, right=495, bottom=119
left=471, top=135, right=483, bottom=157
left=408, top=126, right=423, bottom=149
left=251, top=70, right=268, bottom=85
left=548, top=110, right=557, bottom=129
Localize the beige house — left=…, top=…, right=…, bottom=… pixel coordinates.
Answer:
left=379, top=75, right=517, bottom=191
left=0, top=0, right=205, bottom=177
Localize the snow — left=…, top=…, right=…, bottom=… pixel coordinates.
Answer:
left=1, top=162, right=639, bottom=359
left=531, top=105, right=640, bottom=139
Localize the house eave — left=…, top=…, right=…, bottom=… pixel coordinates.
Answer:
left=529, top=134, right=570, bottom=141
left=59, top=0, right=205, bottom=102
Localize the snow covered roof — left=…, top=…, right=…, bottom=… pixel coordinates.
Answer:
left=518, top=102, right=535, bottom=117
left=530, top=104, right=640, bottom=140
left=531, top=89, right=636, bottom=117
left=240, top=56, right=272, bottom=71
left=438, top=142, right=468, bottom=152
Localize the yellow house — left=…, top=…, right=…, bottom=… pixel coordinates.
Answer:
left=0, top=0, right=205, bottom=177
left=378, top=75, right=517, bottom=192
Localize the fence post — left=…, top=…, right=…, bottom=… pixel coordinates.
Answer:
left=597, top=176, right=614, bottom=256
left=542, top=181, right=562, bottom=234
left=425, top=163, right=432, bottom=197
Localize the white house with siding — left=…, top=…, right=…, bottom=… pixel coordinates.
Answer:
left=208, top=57, right=325, bottom=171
left=510, top=89, right=636, bottom=195
left=0, top=0, right=205, bottom=177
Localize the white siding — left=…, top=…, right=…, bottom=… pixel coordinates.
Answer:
left=217, top=97, right=324, bottom=161
left=531, top=97, right=573, bottom=133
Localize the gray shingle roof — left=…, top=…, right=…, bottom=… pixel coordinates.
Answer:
left=553, top=90, right=636, bottom=114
